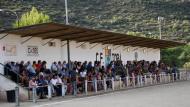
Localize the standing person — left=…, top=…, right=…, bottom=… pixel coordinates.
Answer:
left=171, top=63, right=179, bottom=80
left=126, top=61, right=134, bottom=84
left=87, top=61, right=92, bottom=72
left=70, top=67, right=78, bottom=96
left=79, top=67, right=87, bottom=93
left=106, top=65, right=113, bottom=88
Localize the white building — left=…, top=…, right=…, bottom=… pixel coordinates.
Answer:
left=0, top=23, right=184, bottom=74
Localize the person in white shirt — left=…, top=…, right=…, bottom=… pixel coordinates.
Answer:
left=50, top=75, right=58, bottom=86
left=80, top=69, right=87, bottom=78
left=50, top=75, right=62, bottom=96
left=57, top=74, right=63, bottom=84
left=58, top=74, right=67, bottom=96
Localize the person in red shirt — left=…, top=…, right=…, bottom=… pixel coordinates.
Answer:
left=35, top=60, right=42, bottom=75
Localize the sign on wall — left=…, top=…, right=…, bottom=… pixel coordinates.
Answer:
left=112, top=53, right=121, bottom=61
left=4, top=44, right=17, bottom=56
left=105, top=48, right=111, bottom=66
left=27, top=46, right=39, bottom=56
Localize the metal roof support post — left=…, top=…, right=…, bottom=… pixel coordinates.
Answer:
left=21, top=36, right=33, bottom=44
left=133, top=47, right=139, bottom=51
left=123, top=46, right=130, bottom=51
left=113, top=45, right=121, bottom=50
left=90, top=43, right=99, bottom=49
left=102, top=44, right=110, bottom=49
left=61, top=42, right=67, bottom=47
left=42, top=39, right=54, bottom=46
left=0, top=33, right=9, bottom=40
left=76, top=42, right=86, bottom=48
left=67, top=40, right=71, bottom=71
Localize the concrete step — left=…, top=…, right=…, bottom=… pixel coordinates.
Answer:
left=0, top=74, right=28, bottom=102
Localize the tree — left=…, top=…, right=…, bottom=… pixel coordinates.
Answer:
left=13, top=7, right=51, bottom=28
left=161, top=45, right=190, bottom=67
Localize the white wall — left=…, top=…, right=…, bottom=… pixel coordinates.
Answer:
left=0, top=33, right=62, bottom=74
left=0, top=34, right=160, bottom=74
left=61, top=41, right=160, bottom=65
left=61, top=41, right=104, bottom=64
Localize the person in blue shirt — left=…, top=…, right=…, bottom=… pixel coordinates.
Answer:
left=26, top=61, right=36, bottom=79
left=36, top=75, right=48, bottom=99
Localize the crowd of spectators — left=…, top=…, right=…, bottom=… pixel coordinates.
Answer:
left=4, top=60, right=179, bottom=99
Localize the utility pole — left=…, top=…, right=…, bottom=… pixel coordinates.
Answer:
left=158, top=16, right=164, bottom=39
left=65, top=0, right=69, bottom=25
left=64, top=0, right=71, bottom=71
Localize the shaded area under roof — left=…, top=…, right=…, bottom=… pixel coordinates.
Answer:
left=0, top=23, right=186, bottom=49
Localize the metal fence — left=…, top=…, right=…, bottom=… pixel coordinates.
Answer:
left=27, top=71, right=190, bottom=103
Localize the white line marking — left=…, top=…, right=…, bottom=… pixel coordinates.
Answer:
left=32, top=93, right=113, bottom=107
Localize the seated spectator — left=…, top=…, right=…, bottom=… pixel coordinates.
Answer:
left=32, top=61, right=37, bottom=74
left=36, top=75, right=48, bottom=99
left=50, top=75, right=62, bottom=96
left=61, top=75, right=68, bottom=96
left=87, top=61, right=92, bottom=72
left=51, top=62, right=58, bottom=74
left=21, top=70, right=29, bottom=87
left=36, top=60, right=42, bottom=74
left=57, top=61, right=62, bottom=74
left=19, top=61, right=25, bottom=75
left=3, top=59, right=174, bottom=98
left=26, top=61, right=36, bottom=78
left=78, top=68, right=86, bottom=93
left=29, top=77, right=37, bottom=89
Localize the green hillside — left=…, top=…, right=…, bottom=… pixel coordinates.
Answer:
left=0, top=0, right=190, bottom=41
left=0, top=0, right=190, bottom=66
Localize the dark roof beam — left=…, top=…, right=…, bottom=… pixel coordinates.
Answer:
left=101, top=36, right=137, bottom=44
left=89, top=36, right=124, bottom=43
left=108, top=38, right=145, bottom=45
left=21, top=28, right=68, bottom=37
left=59, top=32, right=100, bottom=41
left=42, top=30, right=87, bottom=39
left=122, top=42, right=171, bottom=49
left=76, top=34, right=113, bottom=42
left=124, top=44, right=161, bottom=49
